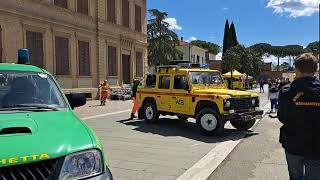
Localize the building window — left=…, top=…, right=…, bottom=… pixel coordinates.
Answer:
left=78, top=41, right=90, bottom=76
left=107, top=0, right=116, bottom=23
left=136, top=52, right=143, bottom=77
left=122, top=0, right=130, bottom=28
left=108, top=46, right=117, bottom=76
left=135, top=5, right=142, bottom=32
left=26, top=31, right=44, bottom=68
left=77, top=0, right=88, bottom=15
left=54, top=0, right=68, bottom=9
left=159, top=76, right=171, bottom=89
left=55, top=36, right=69, bottom=75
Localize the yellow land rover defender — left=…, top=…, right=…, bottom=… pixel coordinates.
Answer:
left=136, top=64, right=263, bottom=135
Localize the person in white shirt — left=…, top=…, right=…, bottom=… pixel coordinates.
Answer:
left=268, top=84, right=279, bottom=113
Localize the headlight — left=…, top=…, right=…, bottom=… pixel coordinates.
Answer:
left=225, top=100, right=231, bottom=108
left=252, top=99, right=256, bottom=105
left=59, top=149, right=103, bottom=180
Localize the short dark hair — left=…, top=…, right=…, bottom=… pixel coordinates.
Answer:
left=295, top=53, right=318, bottom=74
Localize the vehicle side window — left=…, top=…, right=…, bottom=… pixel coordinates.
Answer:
left=158, top=76, right=170, bottom=89
left=145, top=74, right=156, bottom=88
left=174, top=76, right=187, bottom=89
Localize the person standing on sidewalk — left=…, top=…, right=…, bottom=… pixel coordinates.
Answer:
left=128, top=79, right=141, bottom=120
left=268, top=83, right=279, bottom=113
left=259, top=79, right=264, bottom=93
left=278, top=53, right=320, bottom=180
left=99, top=80, right=110, bottom=106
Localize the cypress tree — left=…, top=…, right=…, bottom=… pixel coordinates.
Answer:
left=222, top=19, right=231, bottom=56
left=230, top=22, right=239, bottom=47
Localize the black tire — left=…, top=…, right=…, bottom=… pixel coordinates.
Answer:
left=143, top=101, right=159, bottom=123
left=177, top=115, right=188, bottom=121
left=138, top=108, right=144, bottom=119
left=230, top=118, right=256, bottom=130
left=196, top=108, right=225, bottom=136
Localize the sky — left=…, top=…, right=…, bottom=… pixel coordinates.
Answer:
left=147, top=0, right=320, bottom=63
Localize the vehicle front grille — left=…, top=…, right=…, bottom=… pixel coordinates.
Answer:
left=231, top=97, right=253, bottom=110
left=0, top=158, right=59, bottom=180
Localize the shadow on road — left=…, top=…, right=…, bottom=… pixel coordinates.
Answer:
left=118, top=117, right=259, bottom=144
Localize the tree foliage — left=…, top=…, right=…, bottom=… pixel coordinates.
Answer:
left=191, top=40, right=220, bottom=55
left=229, top=22, right=239, bottom=47
left=147, top=9, right=182, bottom=66
left=222, top=45, right=263, bottom=78
left=249, top=43, right=272, bottom=56
left=222, top=20, right=231, bottom=56
left=305, top=41, right=320, bottom=54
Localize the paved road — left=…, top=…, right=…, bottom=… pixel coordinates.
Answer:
left=75, top=89, right=269, bottom=180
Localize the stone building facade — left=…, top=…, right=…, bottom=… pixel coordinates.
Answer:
left=0, top=0, right=147, bottom=98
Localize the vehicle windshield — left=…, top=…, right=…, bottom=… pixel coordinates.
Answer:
left=0, top=71, right=67, bottom=111
left=189, top=72, right=224, bottom=85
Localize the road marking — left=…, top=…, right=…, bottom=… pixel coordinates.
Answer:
left=177, top=102, right=271, bottom=180
left=83, top=109, right=131, bottom=120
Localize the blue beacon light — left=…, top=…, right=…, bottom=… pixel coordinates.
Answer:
left=18, top=48, right=31, bottom=65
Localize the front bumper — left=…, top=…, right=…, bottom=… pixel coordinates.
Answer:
left=222, top=110, right=264, bottom=121
left=89, top=167, right=113, bottom=180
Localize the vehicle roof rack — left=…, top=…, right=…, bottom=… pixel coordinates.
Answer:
left=156, top=65, right=179, bottom=73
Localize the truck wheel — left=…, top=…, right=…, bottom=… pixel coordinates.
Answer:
left=177, top=116, right=188, bottom=121
left=230, top=118, right=256, bottom=130
left=138, top=108, right=144, bottom=119
left=143, top=102, right=159, bottom=123
left=196, top=108, right=225, bottom=136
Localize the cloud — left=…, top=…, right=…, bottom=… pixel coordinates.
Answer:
left=164, top=18, right=182, bottom=30
left=185, top=37, right=197, bottom=42
left=216, top=52, right=223, bottom=60
left=267, top=0, right=320, bottom=17
left=263, top=55, right=289, bottom=64
left=222, top=7, right=229, bottom=11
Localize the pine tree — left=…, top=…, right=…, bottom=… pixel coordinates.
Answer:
left=222, top=19, right=231, bottom=56
left=230, top=22, right=238, bottom=47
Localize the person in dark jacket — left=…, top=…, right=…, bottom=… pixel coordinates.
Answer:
left=259, top=79, right=264, bottom=93
left=277, top=53, right=320, bottom=180
left=128, top=79, right=141, bottom=120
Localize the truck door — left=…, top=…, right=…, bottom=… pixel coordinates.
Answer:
left=171, top=75, right=190, bottom=114
left=156, top=75, right=172, bottom=111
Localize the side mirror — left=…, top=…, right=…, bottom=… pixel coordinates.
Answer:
left=65, top=93, right=87, bottom=110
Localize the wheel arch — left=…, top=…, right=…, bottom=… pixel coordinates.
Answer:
left=195, top=100, right=219, bottom=122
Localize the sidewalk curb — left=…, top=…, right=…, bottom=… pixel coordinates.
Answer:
left=177, top=102, right=271, bottom=180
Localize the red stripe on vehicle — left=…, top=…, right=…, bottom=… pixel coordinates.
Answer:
left=137, top=91, right=220, bottom=99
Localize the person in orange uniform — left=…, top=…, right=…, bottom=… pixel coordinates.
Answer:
left=99, top=80, right=110, bottom=106
left=128, top=79, right=141, bottom=120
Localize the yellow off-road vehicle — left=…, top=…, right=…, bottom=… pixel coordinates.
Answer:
left=136, top=64, right=263, bottom=135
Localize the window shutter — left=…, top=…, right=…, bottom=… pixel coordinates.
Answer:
left=122, top=0, right=129, bottom=27
left=55, top=36, right=70, bottom=75
left=136, top=52, right=143, bottom=77
left=107, top=0, right=116, bottom=23
left=77, top=0, right=88, bottom=15
left=26, top=31, right=44, bottom=68
left=108, top=46, right=117, bottom=76
left=54, top=0, right=68, bottom=8
left=78, top=41, right=90, bottom=76
left=135, top=5, right=142, bottom=32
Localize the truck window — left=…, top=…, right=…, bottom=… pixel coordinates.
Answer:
left=159, top=76, right=170, bottom=89
left=146, top=74, right=156, bottom=88
left=174, top=76, right=187, bottom=89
